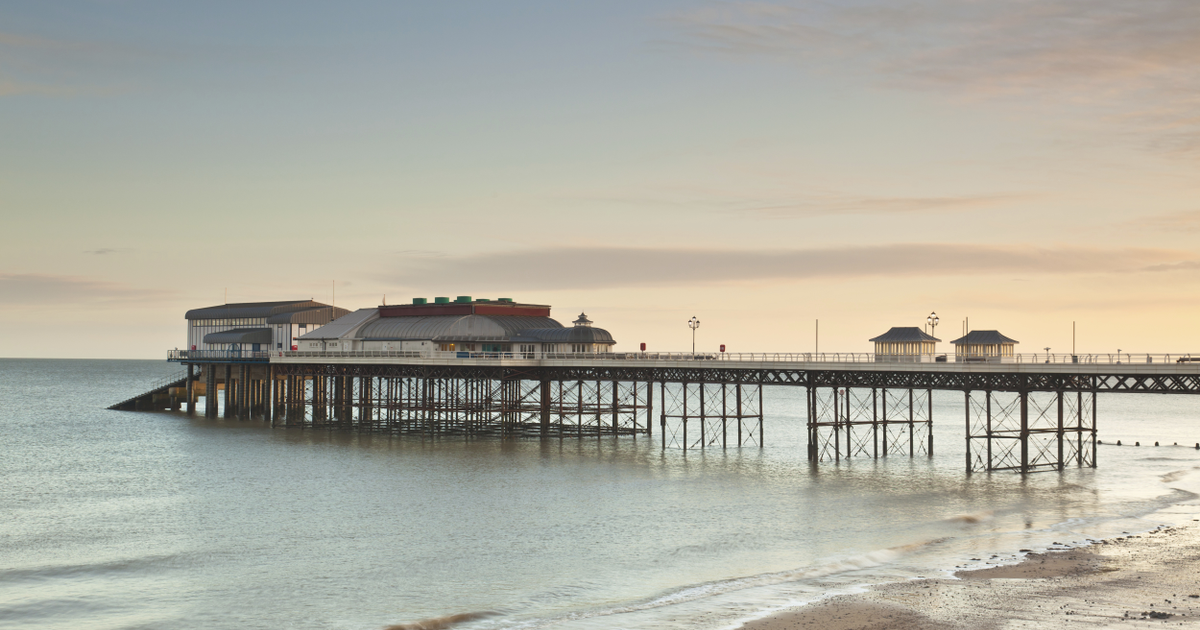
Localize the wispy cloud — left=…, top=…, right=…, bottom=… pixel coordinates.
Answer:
left=0, top=272, right=171, bottom=305
left=574, top=188, right=1029, bottom=218
left=387, top=244, right=1193, bottom=290
left=1141, top=260, right=1200, bottom=272
left=1138, top=209, right=1200, bottom=232
left=0, top=30, right=154, bottom=98
left=668, top=0, right=1200, bottom=155
left=743, top=193, right=1023, bottom=217
left=85, top=247, right=133, bottom=255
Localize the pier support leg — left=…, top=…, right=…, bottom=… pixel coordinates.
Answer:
left=186, top=364, right=195, bottom=415
left=223, top=364, right=232, bottom=419
left=205, top=365, right=217, bottom=418
left=646, top=382, right=653, bottom=439
left=266, top=366, right=274, bottom=427
left=540, top=380, right=550, bottom=437
left=1020, top=390, right=1029, bottom=474
left=239, top=364, right=249, bottom=420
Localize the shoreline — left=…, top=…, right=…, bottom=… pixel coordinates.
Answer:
left=738, top=522, right=1200, bottom=629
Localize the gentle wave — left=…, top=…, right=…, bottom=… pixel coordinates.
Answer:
left=488, top=542, right=929, bottom=630
left=0, top=554, right=180, bottom=582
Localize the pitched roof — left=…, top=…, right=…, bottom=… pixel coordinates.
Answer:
left=868, top=327, right=940, bottom=343
left=950, top=330, right=1020, bottom=345
left=185, top=300, right=332, bottom=320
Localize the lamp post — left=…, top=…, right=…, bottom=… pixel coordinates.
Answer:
left=688, top=316, right=700, bottom=355
left=927, top=311, right=939, bottom=338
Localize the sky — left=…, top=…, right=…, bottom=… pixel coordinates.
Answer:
left=2, top=0, right=1198, bottom=358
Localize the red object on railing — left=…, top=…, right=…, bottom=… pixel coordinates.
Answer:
left=640, top=342, right=646, bottom=351
left=292, top=345, right=298, bottom=351
left=720, top=344, right=726, bottom=353
left=191, top=345, right=196, bottom=350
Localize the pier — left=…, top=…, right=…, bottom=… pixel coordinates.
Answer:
left=108, top=297, right=1200, bottom=474
left=117, top=349, right=1200, bottom=474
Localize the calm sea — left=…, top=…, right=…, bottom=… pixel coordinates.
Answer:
left=3, top=358, right=1200, bottom=630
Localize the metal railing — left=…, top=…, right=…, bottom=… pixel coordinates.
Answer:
left=258, top=350, right=1199, bottom=365
left=144, top=368, right=191, bottom=390
left=168, top=349, right=272, bottom=361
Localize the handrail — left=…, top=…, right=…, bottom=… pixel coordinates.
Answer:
left=145, top=368, right=190, bottom=390
left=241, top=350, right=1200, bottom=365
left=168, top=349, right=273, bottom=361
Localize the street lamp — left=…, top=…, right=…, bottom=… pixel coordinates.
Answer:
left=688, top=316, right=700, bottom=355
left=927, top=312, right=939, bottom=337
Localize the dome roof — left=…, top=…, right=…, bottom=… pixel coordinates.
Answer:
left=516, top=326, right=615, bottom=345
left=356, top=315, right=562, bottom=342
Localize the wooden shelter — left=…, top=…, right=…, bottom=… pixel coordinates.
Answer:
left=951, top=330, right=1019, bottom=362
left=869, top=327, right=941, bottom=362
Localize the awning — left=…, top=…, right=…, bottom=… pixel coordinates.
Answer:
left=203, top=327, right=272, bottom=345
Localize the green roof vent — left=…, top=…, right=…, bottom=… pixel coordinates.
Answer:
left=498, top=297, right=513, bottom=303
left=434, top=297, right=450, bottom=304
left=412, top=297, right=427, bottom=305
left=455, top=296, right=472, bottom=303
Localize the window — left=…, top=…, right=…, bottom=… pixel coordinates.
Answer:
left=439, top=343, right=456, bottom=351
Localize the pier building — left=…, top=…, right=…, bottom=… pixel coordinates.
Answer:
left=186, top=300, right=348, bottom=352
left=951, top=330, right=1019, bottom=362
left=295, top=298, right=616, bottom=357
left=869, top=327, right=941, bottom=362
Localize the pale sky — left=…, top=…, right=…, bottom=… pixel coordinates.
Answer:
left=2, top=1, right=1198, bottom=358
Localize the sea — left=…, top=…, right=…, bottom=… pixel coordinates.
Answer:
left=3, top=358, right=1200, bottom=630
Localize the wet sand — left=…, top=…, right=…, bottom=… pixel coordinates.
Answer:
left=741, top=524, right=1200, bottom=629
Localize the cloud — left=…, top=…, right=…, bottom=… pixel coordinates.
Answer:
left=85, top=247, right=132, bottom=255
left=668, top=0, right=1200, bottom=155
left=1138, top=210, right=1200, bottom=232
left=574, top=188, right=1029, bottom=218
left=394, top=249, right=448, bottom=258
left=0, top=273, right=171, bottom=306
left=386, top=244, right=1193, bottom=290
left=0, top=30, right=155, bottom=98
left=743, top=193, right=1023, bottom=217
left=1141, top=260, right=1200, bottom=272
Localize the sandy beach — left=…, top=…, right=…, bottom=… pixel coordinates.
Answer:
left=742, top=523, right=1200, bottom=629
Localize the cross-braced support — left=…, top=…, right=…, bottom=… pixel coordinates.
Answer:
left=659, top=382, right=762, bottom=450
left=965, top=390, right=1097, bottom=473
left=807, top=387, right=932, bottom=462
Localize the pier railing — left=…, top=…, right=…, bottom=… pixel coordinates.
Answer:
left=253, top=350, right=1199, bottom=365
left=168, top=349, right=272, bottom=362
